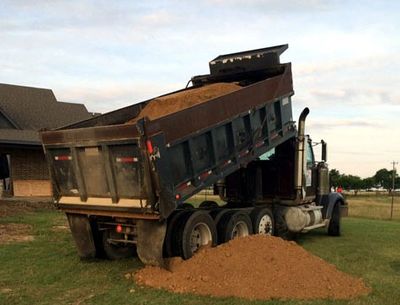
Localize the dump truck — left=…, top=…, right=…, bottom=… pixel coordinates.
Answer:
left=41, top=44, right=347, bottom=266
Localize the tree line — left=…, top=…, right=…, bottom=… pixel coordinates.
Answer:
left=329, top=168, right=400, bottom=193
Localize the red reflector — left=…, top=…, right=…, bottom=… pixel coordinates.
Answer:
left=116, top=224, right=123, bottom=233
left=175, top=194, right=181, bottom=200
left=116, top=157, right=138, bottom=163
left=146, top=140, right=154, bottom=154
left=54, top=155, right=72, bottom=161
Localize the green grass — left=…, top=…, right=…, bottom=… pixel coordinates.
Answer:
left=1, top=208, right=400, bottom=305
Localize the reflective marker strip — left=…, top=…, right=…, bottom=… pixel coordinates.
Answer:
left=116, top=157, right=138, bottom=163
left=255, top=141, right=264, bottom=148
left=176, top=180, right=192, bottom=191
left=54, top=155, right=72, bottom=161
left=198, top=170, right=212, bottom=180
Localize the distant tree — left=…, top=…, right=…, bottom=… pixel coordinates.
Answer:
left=328, top=167, right=400, bottom=194
left=362, top=177, right=375, bottom=190
left=340, top=175, right=363, bottom=195
left=373, top=168, right=399, bottom=192
left=396, top=177, right=400, bottom=190
left=329, top=169, right=341, bottom=189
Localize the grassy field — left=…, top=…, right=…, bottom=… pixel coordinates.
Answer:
left=346, top=194, right=400, bottom=220
left=0, top=201, right=400, bottom=305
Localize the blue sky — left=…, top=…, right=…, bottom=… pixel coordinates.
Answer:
left=0, top=0, right=399, bottom=177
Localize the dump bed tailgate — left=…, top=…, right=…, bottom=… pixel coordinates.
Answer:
left=41, top=124, right=155, bottom=217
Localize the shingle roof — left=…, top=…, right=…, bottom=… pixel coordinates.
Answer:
left=0, top=83, right=94, bottom=146
left=0, top=129, right=40, bottom=145
left=0, top=83, right=92, bottom=130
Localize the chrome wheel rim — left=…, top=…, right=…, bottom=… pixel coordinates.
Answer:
left=231, top=220, right=249, bottom=239
left=258, top=214, right=273, bottom=235
left=189, top=223, right=212, bottom=253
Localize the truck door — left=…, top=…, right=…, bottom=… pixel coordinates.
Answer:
left=305, top=137, right=317, bottom=197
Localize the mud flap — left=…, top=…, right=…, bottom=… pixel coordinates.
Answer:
left=66, top=213, right=97, bottom=259
left=136, top=220, right=167, bottom=267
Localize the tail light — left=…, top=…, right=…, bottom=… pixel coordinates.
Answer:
left=146, top=140, right=154, bottom=154
left=54, top=155, right=72, bottom=161
left=116, top=224, right=123, bottom=233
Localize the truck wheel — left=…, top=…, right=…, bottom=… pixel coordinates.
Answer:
left=164, top=210, right=191, bottom=257
left=217, top=211, right=252, bottom=244
left=102, top=229, right=136, bottom=260
left=89, top=218, right=105, bottom=258
left=199, top=200, right=219, bottom=209
left=251, top=208, right=274, bottom=235
left=328, top=202, right=341, bottom=236
left=210, top=208, right=229, bottom=224
left=66, top=213, right=97, bottom=259
left=178, top=211, right=217, bottom=260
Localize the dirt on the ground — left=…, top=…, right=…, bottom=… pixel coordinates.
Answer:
left=128, top=82, right=241, bottom=122
left=0, top=223, right=34, bottom=244
left=134, top=235, right=370, bottom=301
left=51, top=224, right=70, bottom=232
left=0, top=199, right=54, bottom=217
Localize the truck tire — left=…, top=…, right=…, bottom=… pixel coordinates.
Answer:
left=176, top=211, right=217, bottom=260
left=102, top=229, right=136, bottom=260
left=217, top=211, right=252, bottom=244
left=89, top=218, right=105, bottom=258
left=250, top=208, right=274, bottom=235
left=210, top=208, right=229, bottom=224
left=328, top=201, right=341, bottom=236
left=164, top=209, right=191, bottom=257
left=66, top=213, right=97, bottom=259
left=177, top=203, right=194, bottom=209
left=199, top=200, right=219, bottom=209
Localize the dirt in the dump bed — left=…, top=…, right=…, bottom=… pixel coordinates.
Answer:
left=134, top=235, right=370, bottom=301
left=128, top=82, right=242, bottom=122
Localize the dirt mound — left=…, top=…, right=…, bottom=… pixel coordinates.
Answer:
left=0, top=223, right=34, bottom=244
left=134, top=235, right=370, bottom=300
left=129, top=82, right=241, bottom=122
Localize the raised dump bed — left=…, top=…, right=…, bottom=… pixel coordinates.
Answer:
left=41, top=45, right=295, bottom=220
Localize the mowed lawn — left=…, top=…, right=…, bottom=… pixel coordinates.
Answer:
left=0, top=201, right=400, bottom=305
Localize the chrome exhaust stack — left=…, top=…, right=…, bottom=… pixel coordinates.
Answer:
left=294, top=107, right=309, bottom=203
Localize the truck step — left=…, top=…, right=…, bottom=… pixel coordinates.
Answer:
left=300, top=205, right=324, bottom=212
left=301, top=220, right=328, bottom=233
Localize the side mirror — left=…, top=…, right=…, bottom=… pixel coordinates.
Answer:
left=321, top=140, right=327, bottom=162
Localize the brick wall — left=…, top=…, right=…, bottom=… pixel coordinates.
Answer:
left=9, top=148, right=52, bottom=196
left=10, top=149, right=49, bottom=180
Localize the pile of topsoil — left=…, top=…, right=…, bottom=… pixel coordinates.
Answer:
left=128, top=82, right=241, bottom=122
left=134, top=235, right=370, bottom=301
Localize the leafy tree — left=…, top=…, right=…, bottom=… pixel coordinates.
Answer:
left=340, top=174, right=363, bottom=195
left=329, top=169, right=341, bottom=188
left=374, top=168, right=398, bottom=191
left=329, top=167, right=399, bottom=194
left=362, top=177, right=375, bottom=190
